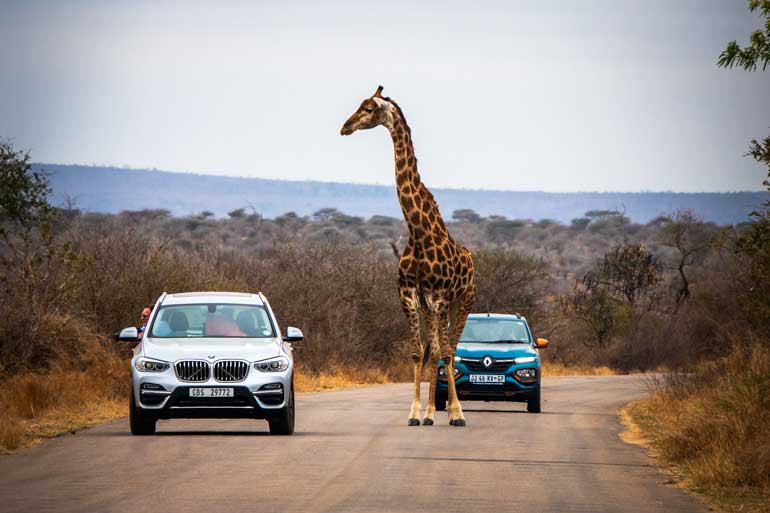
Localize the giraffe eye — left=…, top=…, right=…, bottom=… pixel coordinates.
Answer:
left=363, top=106, right=374, bottom=113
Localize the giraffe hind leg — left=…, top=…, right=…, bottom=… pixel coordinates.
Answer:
left=422, top=311, right=441, bottom=426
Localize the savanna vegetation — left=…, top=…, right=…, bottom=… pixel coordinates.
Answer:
left=624, top=4, right=770, bottom=511
left=0, top=134, right=761, bottom=456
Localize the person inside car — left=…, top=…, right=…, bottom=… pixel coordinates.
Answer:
left=137, top=307, right=152, bottom=338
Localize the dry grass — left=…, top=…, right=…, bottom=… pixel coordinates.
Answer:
left=0, top=366, right=128, bottom=452
left=295, top=365, right=395, bottom=393
left=541, top=361, right=617, bottom=376
left=624, top=344, right=770, bottom=513
left=0, top=331, right=129, bottom=453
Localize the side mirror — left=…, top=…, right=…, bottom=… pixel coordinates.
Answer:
left=282, top=327, right=304, bottom=342
left=117, top=327, right=140, bottom=342
left=536, top=338, right=549, bottom=348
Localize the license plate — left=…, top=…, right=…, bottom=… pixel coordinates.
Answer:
left=469, top=374, right=505, bottom=384
left=189, top=387, right=234, bottom=398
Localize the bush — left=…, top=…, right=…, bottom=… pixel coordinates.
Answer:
left=629, top=343, right=770, bottom=494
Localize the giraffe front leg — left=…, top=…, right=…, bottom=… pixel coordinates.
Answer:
left=422, top=338, right=441, bottom=426
left=409, top=361, right=422, bottom=426
left=400, top=286, right=423, bottom=427
left=444, top=286, right=475, bottom=427
left=443, top=358, right=466, bottom=427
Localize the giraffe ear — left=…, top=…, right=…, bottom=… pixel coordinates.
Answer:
left=373, top=85, right=384, bottom=98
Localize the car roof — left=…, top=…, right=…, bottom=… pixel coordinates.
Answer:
left=161, top=291, right=265, bottom=306
left=467, top=313, right=527, bottom=322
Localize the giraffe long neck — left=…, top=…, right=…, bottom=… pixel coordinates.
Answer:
left=386, top=104, right=448, bottom=242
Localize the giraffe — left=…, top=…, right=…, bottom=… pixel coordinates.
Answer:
left=341, top=86, right=476, bottom=427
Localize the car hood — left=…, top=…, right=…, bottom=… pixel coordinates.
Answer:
left=455, top=342, right=538, bottom=360
left=142, top=337, right=284, bottom=363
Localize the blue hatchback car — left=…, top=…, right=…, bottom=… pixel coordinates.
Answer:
left=436, top=313, right=549, bottom=413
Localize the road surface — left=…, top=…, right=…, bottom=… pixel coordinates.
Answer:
left=0, top=375, right=704, bottom=513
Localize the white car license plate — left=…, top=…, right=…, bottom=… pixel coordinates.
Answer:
left=469, top=374, right=505, bottom=384
left=189, top=387, right=234, bottom=398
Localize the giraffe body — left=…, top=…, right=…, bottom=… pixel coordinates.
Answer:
left=341, top=86, right=476, bottom=426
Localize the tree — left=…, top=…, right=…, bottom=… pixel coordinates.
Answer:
left=570, top=217, right=591, bottom=230
left=0, top=143, right=81, bottom=372
left=452, top=209, right=482, bottom=223
left=486, top=219, right=525, bottom=244
left=474, top=248, right=550, bottom=325
left=562, top=277, right=616, bottom=349
left=717, top=1, right=770, bottom=71
left=595, top=244, right=661, bottom=308
left=660, top=209, right=713, bottom=305
left=312, top=207, right=342, bottom=221
left=0, top=141, right=50, bottom=228
left=228, top=208, right=246, bottom=219
left=562, top=243, right=662, bottom=349
left=720, top=0, right=770, bottom=340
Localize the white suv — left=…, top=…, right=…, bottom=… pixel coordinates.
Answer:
left=117, top=291, right=302, bottom=436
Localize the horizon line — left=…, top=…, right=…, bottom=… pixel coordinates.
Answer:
left=34, top=162, right=769, bottom=196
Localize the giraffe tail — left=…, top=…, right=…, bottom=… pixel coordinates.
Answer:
left=421, top=343, right=432, bottom=371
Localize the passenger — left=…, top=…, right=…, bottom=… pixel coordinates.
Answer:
left=137, top=307, right=152, bottom=338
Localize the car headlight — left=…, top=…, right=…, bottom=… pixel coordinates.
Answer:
left=514, top=368, right=538, bottom=383
left=514, top=356, right=537, bottom=364
left=135, top=357, right=170, bottom=372
left=254, top=356, right=290, bottom=372
left=438, top=365, right=461, bottom=380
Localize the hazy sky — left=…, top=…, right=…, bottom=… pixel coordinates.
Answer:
left=2, top=0, right=769, bottom=192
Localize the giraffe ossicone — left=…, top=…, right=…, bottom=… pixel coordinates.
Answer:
left=341, top=86, right=477, bottom=427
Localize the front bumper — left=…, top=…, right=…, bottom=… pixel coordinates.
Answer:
left=437, top=364, right=539, bottom=403
left=131, top=365, right=292, bottom=420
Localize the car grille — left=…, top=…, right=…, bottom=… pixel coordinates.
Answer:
left=175, top=360, right=210, bottom=382
left=214, top=360, right=249, bottom=382
left=461, top=359, right=514, bottom=373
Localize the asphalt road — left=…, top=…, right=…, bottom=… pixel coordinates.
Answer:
left=0, top=376, right=704, bottom=513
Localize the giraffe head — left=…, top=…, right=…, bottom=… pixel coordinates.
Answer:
left=340, top=85, right=392, bottom=136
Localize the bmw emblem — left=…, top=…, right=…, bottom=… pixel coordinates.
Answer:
left=483, top=356, right=493, bottom=368
left=208, top=355, right=216, bottom=360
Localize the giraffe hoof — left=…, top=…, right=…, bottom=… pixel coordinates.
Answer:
left=422, top=418, right=434, bottom=426
left=450, top=419, right=466, bottom=427
left=408, top=419, right=421, bottom=426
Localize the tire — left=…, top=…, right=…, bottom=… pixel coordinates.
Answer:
left=129, top=387, right=157, bottom=435
left=268, top=383, right=295, bottom=435
left=435, top=391, right=447, bottom=412
left=527, top=386, right=541, bottom=414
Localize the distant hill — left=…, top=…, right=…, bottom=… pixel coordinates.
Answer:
left=39, top=163, right=768, bottom=224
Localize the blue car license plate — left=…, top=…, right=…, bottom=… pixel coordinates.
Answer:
left=469, top=374, right=505, bottom=384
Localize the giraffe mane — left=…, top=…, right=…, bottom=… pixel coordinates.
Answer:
left=383, top=96, right=412, bottom=139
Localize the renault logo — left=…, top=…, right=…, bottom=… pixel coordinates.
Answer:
left=483, top=356, right=493, bottom=368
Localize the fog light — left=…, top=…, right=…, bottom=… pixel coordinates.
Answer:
left=141, top=383, right=164, bottom=391
left=260, top=383, right=283, bottom=390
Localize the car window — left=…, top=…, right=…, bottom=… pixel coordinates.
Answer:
left=150, top=303, right=275, bottom=338
left=460, top=319, right=531, bottom=343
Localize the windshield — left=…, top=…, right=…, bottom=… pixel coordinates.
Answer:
left=149, top=303, right=275, bottom=338
left=459, top=319, right=531, bottom=343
